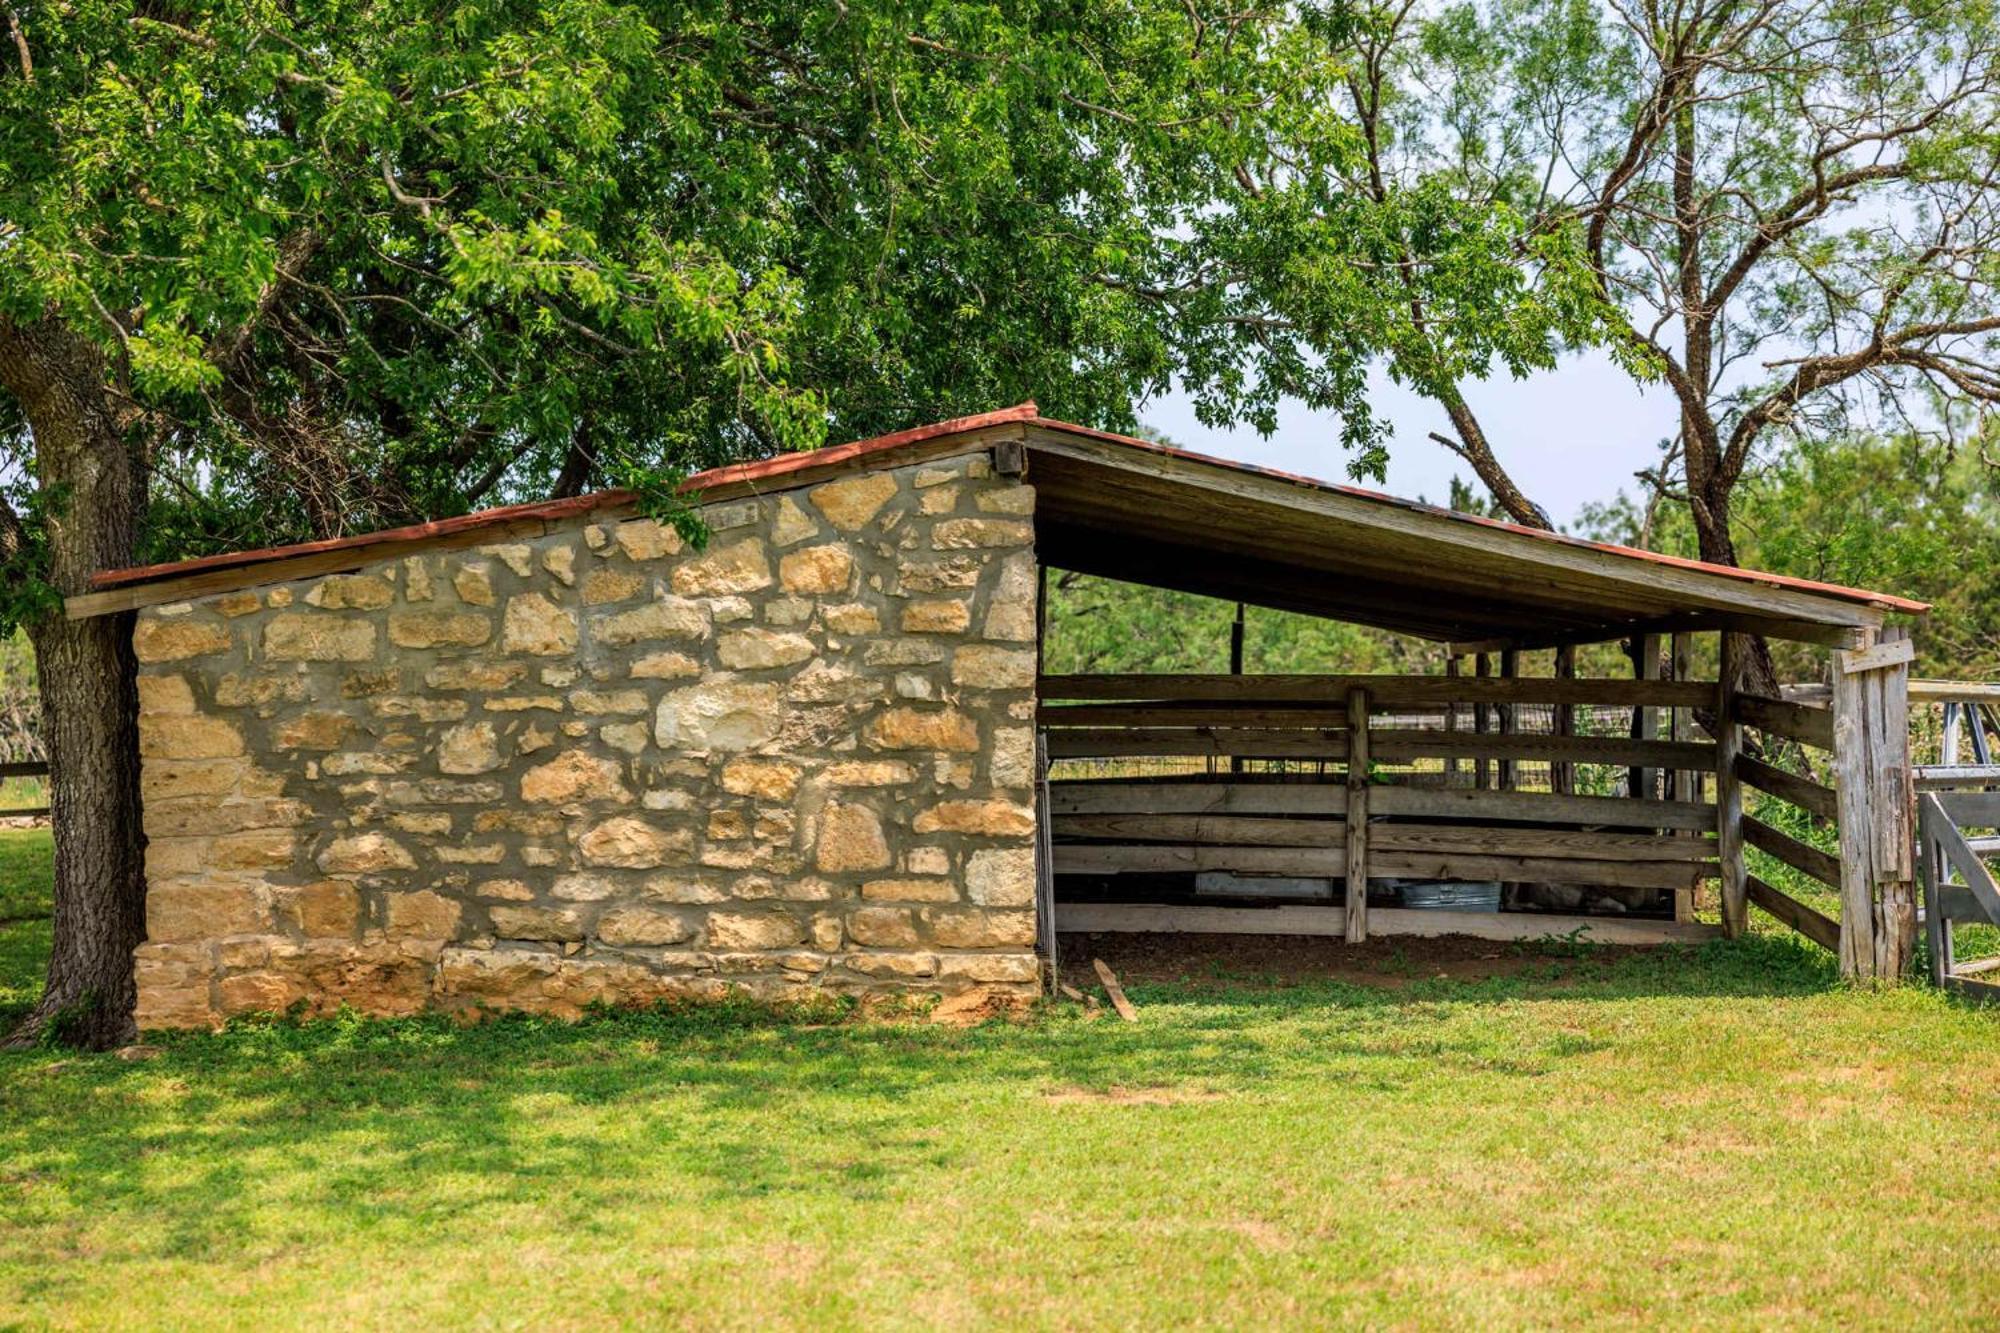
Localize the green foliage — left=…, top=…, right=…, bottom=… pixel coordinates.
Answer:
left=0, top=0, right=1629, bottom=602
left=1044, top=571, right=1447, bottom=676
left=1580, top=432, right=2000, bottom=677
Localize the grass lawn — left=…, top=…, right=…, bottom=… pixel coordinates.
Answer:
left=3, top=823, right=1999, bottom=1328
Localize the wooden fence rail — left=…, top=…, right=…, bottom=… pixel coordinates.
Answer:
left=0, top=759, right=50, bottom=819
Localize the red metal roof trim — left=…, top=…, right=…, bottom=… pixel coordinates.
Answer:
left=90, top=398, right=1926, bottom=615
left=91, top=402, right=1043, bottom=591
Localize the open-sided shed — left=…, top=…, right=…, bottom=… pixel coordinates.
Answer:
left=76, top=403, right=1927, bottom=1025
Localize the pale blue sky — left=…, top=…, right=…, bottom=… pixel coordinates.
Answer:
left=1140, top=349, right=1683, bottom=528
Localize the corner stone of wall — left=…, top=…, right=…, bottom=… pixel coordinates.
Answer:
left=131, top=453, right=1042, bottom=1026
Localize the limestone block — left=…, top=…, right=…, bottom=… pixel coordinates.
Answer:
left=865, top=707, right=979, bottom=752
left=706, top=911, right=805, bottom=951
left=720, top=758, right=801, bottom=801
left=267, top=614, right=380, bottom=661
left=616, top=518, right=682, bottom=561
left=452, top=562, right=496, bottom=606
left=490, top=905, right=587, bottom=942
left=654, top=680, right=782, bottom=752
left=317, top=832, right=417, bottom=874
left=778, top=544, right=852, bottom=594
left=147, top=882, right=268, bottom=941
left=717, top=628, right=816, bottom=670
left=821, top=603, right=881, bottom=634
left=931, top=518, right=1032, bottom=549
left=772, top=496, right=818, bottom=546
left=273, top=710, right=352, bottom=751
left=578, top=816, right=691, bottom=868
left=847, top=906, right=919, bottom=948
left=809, top=473, right=898, bottom=531
left=137, top=675, right=196, bottom=715
left=387, top=611, right=490, bottom=649
left=629, top=651, right=703, bottom=679
left=861, top=878, right=958, bottom=903
left=966, top=847, right=1036, bottom=907
left=951, top=645, right=1037, bottom=690
left=139, top=714, right=244, bottom=760
left=597, top=906, right=695, bottom=947
left=386, top=889, right=462, bottom=940
left=581, top=569, right=645, bottom=605
left=669, top=538, right=772, bottom=596
left=591, top=598, right=710, bottom=645
left=815, top=802, right=891, bottom=872
left=502, top=593, right=578, bottom=656
left=913, top=800, right=1036, bottom=836
left=306, top=574, right=395, bottom=610
left=437, top=721, right=503, bottom=775
left=134, top=619, right=233, bottom=663
left=521, top=751, right=632, bottom=804
left=902, top=600, right=971, bottom=634
left=924, top=908, right=1037, bottom=949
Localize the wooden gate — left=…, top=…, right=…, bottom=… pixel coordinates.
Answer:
left=1918, top=789, right=2000, bottom=1001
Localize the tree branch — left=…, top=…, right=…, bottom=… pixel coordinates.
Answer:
left=5, top=6, right=30, bottom=82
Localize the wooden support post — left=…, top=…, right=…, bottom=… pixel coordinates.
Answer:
left=1552, top=644, right=1576, bottom=796
left=1716, top=632, right=1749, bottom=938
left=1444, top=654, right=1461, bottom=784
left=1831, top=631, right=1880, bottom=980
left=1865, top=627, right=1916, bottom=978
left=1669, top=632, right=1695, bottom=921
left=1633, top=632, right=1662, bottom=802
left=1474, top=653, right=1492, bottom=790
left=1498, top=649, right=1519, bottom=791
left=1345, top=686, right=1371, bottom=944
left=1229, top=602, right=1246, bottom=777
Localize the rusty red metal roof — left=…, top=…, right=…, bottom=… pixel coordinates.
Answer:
left=88, top=400, right=1927, bottom=615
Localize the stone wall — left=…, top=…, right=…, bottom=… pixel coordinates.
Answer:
left=131, top=452, right=1042, bottom=1026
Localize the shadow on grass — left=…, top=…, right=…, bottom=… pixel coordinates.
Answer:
left=0, top=923, right=1905, bottom=1306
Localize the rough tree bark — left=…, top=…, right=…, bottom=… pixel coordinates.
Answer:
left=0, top=314, right=148, bottom=1050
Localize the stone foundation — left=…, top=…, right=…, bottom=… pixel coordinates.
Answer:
left=132, top=452, right=1042, bottom=1026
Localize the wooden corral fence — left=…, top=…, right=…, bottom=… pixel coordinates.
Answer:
left=0, top=759, right=50, bottom=819
left=1918, top=787, right=2000, bottom=1000
left=1041, top=627, right=1923, bottom=979
left=1042, top=669, right=1724, bottom=949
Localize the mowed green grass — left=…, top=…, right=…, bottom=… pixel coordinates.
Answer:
left=3, top=824, right=1999, bottom=1329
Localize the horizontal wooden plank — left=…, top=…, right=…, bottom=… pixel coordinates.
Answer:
left=1055, top=901, right=1721, bottom=946
left=1731, top=693, right=1835, bottom=751
left=1040, top=704, right=1351, bottom=729
left=1048, top=780, right=1716, bottom=831
left=1369, top=730, right=1715, bottom=770
left=1745, top=874, right=1840, bottom=951
left=0, top=806, right=50, bottom=819
left=1910, top=680, right=2000, bottom=703
left=1052, top=813, right=1715, bottom=864
left=1045, top=729, right=1349, bottom=760
left=1935, top=791, right=2000, bottom=827
left=0, top=761, right=48, bottom=780
left=1936, top=884, right=1995, bottom=925
left=1038, top=673, right=1717, bottom=708
left=1734, top=754, right=1838, bottom=822
left=1742, top=815, right=1841, bottom=888
left=1054, top=843, right=1702, bottom=889
left=1915, top=765, right=2000, bottom=790
left=1835, top=638, right=1915, bottom=673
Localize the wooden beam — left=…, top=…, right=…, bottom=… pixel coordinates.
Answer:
left=1716, top=633, right=1749, bottom=937
left=1742, top=815, right=1843, bottom=889
left=1369, top=731, right=1715, bottom=770
left=1831, top=642, right=1879, bottom=979
left=1734, top=754, right=1839, bottom=822
left=1744, top=875, right=1840, bottom=952
left=1045, top=728, right=1349, bottom=760
left=1038, top=673, right=1718, bottom=708
left=1054, top=901, right=1721, bottom=946
left=1048, top=780, right=1716, bottom=831
left=1051, top=814, right=1715, bottom=863
left=1732, top=693, right=1837, bottom=751
left=1346, top=686, right=1371, bottom=943
left=1054, top=844, right=1703, bottom=890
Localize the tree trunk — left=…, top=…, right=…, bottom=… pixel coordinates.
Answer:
left=0, top=316, right=148, bottom=1051
left=1689, top=470, right=1784, bottom=701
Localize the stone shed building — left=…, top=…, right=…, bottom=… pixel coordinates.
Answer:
left=74, top=403, right=1928, bottom=1027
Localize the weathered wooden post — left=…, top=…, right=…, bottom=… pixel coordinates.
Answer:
left=1715, top=632, right=1750, bottom=938
left=1552, top=644, right=1576, bottom=796
left=1830, top=627, right=1916, bottom=979
left=1345, top=685, right=1370, bottom=944
left=1831, top=631, right=1880, bottom=978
